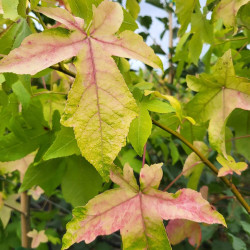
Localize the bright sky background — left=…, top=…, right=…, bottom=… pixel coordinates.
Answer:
left=125, top=0, right=209, bottom=71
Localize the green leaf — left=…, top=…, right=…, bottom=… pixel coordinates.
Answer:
left=180, top=121, right=206, bottom=154
left=118, top=8, right=138, bottom=33
left=20, top=159, right=67, bottom=196
left=138, top=15, right=152, bottom=29
left=128, top=100, right=152, bottom=156
left=30, top=0, right=40, bottom=9
left=175, top=0, right=198, bottom=36
left=186, top=50, right=250, bottom=156
left=169, top=140, right=179, bottom=165
left=43, top=126, right=80, bottom=160
left=119, top=149, right=142, bottom=173
left=191, top=9, right=214, bottom=44
left=240, top=221, right=250, bottom=235
left=228, top=109, right=250, bottom=161
left=2, top=0, right=19, bottom=20
left=237, top=2, right=250, bottom=29
left=65, top=0, right=102, bottom=25
left=228, top=233, right=247, bottom=250
left=126, top=0, right=140, bottom=20
left=188, top=33, right=203, bottom=65
left=61, top=156, right=103, bottom=207
left=12, top=80, right=31, bottom=109
left=17, top=0, right=26, bottom=18
left=143, top=98, right=175, bottom=114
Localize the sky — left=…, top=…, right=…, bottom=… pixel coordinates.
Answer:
left=125, top=0, right=209, bottom=71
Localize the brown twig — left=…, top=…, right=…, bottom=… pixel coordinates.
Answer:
left=152, top=119, right=250, bottom=214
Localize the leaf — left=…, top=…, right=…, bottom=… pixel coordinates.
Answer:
left=27, top=230, right=48, bottom=249
left=62, top=164, right=226, bottom=249
left=0, top=27, right=86, bottom=75
left=43, top=126, right=80, bottom=160
left=61, top=156, right=103, bottom=207
left=237, top=2, right=250, bottom=29
left=12, top=80, right=31, bottom=109
left=186, top=50, right=250, bottom=156
left=128, top=100, right=152, bottom=156
left=188, top=33, right=203, bottom=65
left=143, top=98, right=175, bottom=113
left=227, top=109, right=250, bottom=161
left=0, top=1, right=162, bottom=180
left=126, top=0, right=140, bottom=20
left=27, top=186, right=44, bottom=200
left=119, top=149, right=142, bottom=173
left=191, top=9, right=214, bottom=44
left=118, top=7, right=138, bottom=33
left=217, top=154, right=248, bottom=177
left=183, top=141, right=209, bottom=190
left=20, top=159, right=67, bottom=196
left=0, top=153, right=35, bottom=177
left=145, top=90, right=195, bottom=124
left=228, top=233, right=247, bottom=250
left=166, top=219, right=202, bottom=247
left=169, top=140, right=180, bottom=165
left=175, top=0, right=198, bottom=36
left=213, top=0, right=248, bottom=28
left=0, top=194, right=20, bottom=228
left=64, top=0, right=102, bottom=25
left=2, top=0, right=19, bottom=20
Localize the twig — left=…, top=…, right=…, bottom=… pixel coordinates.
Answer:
left=167, top=2, right=174, bottom=84
left=4, top=203, right=26, bottom=215
left=142, top=144, right=147, bottom=168
left=152, top=119, right=250, bottom=214
left=50, top=65, right=76, bottom=78
left=226, top=134, right=250, bottom=141
left=164, top=161, right=202, bottom=191
left=34, top=12, right=47, bottom=30
left=21, top=191, right=31, bottom=248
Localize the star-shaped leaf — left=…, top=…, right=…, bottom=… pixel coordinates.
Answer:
left=0, top=1, right=162, bottom=179
left=217, top=154, right=248, bottom=177
left=27, top=229, right=48, bottom=249
left=62, top=163, right=226, bottom=249
left=186, top=50, right=250, bottom=156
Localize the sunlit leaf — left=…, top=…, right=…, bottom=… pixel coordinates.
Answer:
left=62, top=164, right=226, bottom=249
left=217, top=154, right=248, bottom=177
left=186, top=50, right=250, bottom=156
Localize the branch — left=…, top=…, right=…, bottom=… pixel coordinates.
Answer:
left=152, top=119, right=250, bottom=214
left=50, top=65, right=76, bottom=78
left=4, top=203, right=26, bottom=215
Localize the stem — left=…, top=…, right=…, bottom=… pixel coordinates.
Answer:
left=164, top=161, right=202, bottom=191
left=21, top=191, right=31, bottom=248
left=4, top=203, right=25, bottom=215
left=50, top=65, right=76, bottom=78
left=32, top=91, right=67, bottom=97
left=142, top=144, right=147, bottom=168
left=226, top=134, right=250, bottom=141
left=167, top=3, right=174, bottom=84
left=34, top=12, right=47, bottom=30
left=152, top=119, right=250, bottom=213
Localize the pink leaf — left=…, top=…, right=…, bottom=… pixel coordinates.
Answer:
left=37, top=7, right=85, bottom=32
left=62, top=164, right=226, bottom=249
left=0, top=28, right=86, bottom=75
left=27, top=229, right=48, bottom=248
left=166, top=219, right=201, bottom=247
